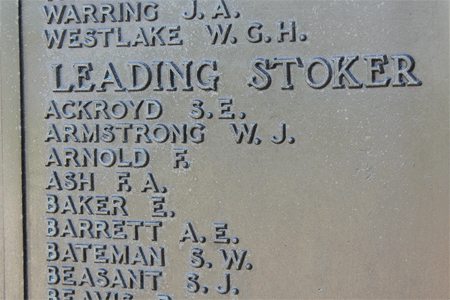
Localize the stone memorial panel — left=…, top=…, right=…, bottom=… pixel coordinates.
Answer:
left=2, top=0, right=448, bottom=298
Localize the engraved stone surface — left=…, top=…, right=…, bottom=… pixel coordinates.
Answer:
left=16, top=0, right=450, bottom=298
